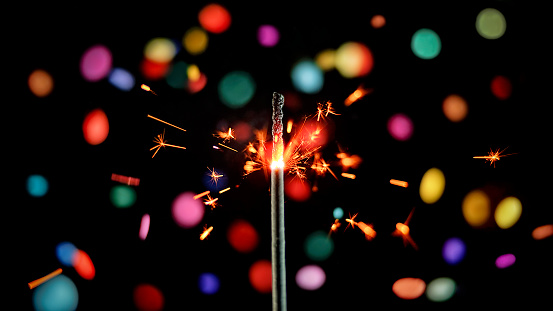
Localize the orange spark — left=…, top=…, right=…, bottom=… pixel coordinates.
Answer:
left=150, top=130, right=187, bottom=158
left=392, top=208, right=418, bottom=250
left=193, top=190, right=211, bottom=200
left=200, top=225, right=214, bottom=240
left=214, top=128, right=235, bottom=142
left=207, top=167, right=223, bottom=187
left=286, top=119, right=293, bottom=133
left=311, top=152, right=338, bottom=180
left=345, top=213, right=358, bottom=231
left=315, top=101, right=340, bottom=122
left=341, top=172, right=356, bottom=179
left=219, top=187, right=231, bottom=194
left=344, top=86, right=372, bottom=106
left=328, top=219, right=341, bottom=237
left=357, top=221, right=377, bottom=241
left=111, top=173, right=140, bottom=186
left=147, top=114, right=186, bottom=132
left=141, top=84, right=157, bottom=95
left=203, top=194, right=219, bottom=209
left=28, top=268, right=62, bottom=289
left=390, top=179, right=408, bottom=188
left=217, top=143, right=238, bottom=152
left=473, top=147, right=513, bottom=168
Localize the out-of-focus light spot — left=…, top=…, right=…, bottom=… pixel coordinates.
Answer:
left=166, top=61, right=188, bottom=89
left=218, top=71, right=256, bottom=108
left=108, top=68, right=135, bottom=91
left=198, top=272, right=220, bottom=295
left=83, top=108, right=109, bottom=145
left=257, top=24, right=280, bottom=47
left=198, top=3, right=231, bottom=34
left=227, top=219, right=259, bottom=253
left=462, top=189, right=491, bottom=227
left=139, top=214, right=150, bottom=240
left=56, top=241, right=78, bottom=266
left=442, top=94, right=468, bottom=122
left=28, top=69, right=54, bottom=97
left=144, top=38, right=176, bottom=63
left=335, top=42, right=374, bottom=78
left=249, top=260, right=272, bottom=293
left=532, top=224, right=553, bottom=240
left=426, top=277, right=456, bottom=302
left=183, top=27, right=208, bottom=55
left=442, top=237, right=466, bottom=265
left=392, top=277, right=426, bottom=300
left=495, top=196, right=522, bottom=229
left=187, top=72, right=207, bottom=93
left=32, top=275, right=78, bottom=311
left=172, top=192, right=204, bottom=228
left=370, top=14, right=386, bottom=28
left=476, top=8, right=506, bottom=39
left=315, top=49, right=335, bottom=71
left=284, top=176, right=311, bottom=202
left=296, top=265, right=326, bottom=290
left=80, top=45, right=112, bottom=82
left=304, top=230, right=334, bottom=261
left=233, top=121, right=252, bottom=143
left=419, top=167, right=445, bottom=204
left=133, top=283, right=164, bottom=311
left=73, top=249, right=95, bottom=280
left=187, top=64, right=201, bottom=82
left=140, top=58, right=170, bottom=80
left=333, top=207, right=344, bottom=219
left=490, top=75, right=512, bottom=100
left=387, top=113, right=413, bottom=141
left=411, top=28, right=441, bottom=59
left=291, top=59, right=324, bottom=94
left=27, top=174, right=49, bottom=197
left=495, top=253, right=516, bottom=269
left=110, top=185, right=137, bottom=208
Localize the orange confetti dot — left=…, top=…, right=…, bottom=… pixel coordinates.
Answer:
left=198, top=4, right=231, bottom=34
left=249, top=260, right=272, bottom=293
left=28, top=69, right=54, bottom=97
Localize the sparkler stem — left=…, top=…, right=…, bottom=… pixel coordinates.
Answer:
left=271, top=92, right=287, bottom=311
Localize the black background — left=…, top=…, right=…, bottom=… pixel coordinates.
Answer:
left=7, top=1, right=552, bottom=309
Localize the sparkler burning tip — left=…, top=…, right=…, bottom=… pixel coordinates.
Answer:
left=28, top=268, right=63, bottom=289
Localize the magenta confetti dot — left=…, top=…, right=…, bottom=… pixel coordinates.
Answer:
left=80, top=45, right=112, bottom=82
left=387, top=113, right=413, bottom=141
left=295, top=265, right=326, bottom=290
left=139, top=214, right=150, bottom=240
left=495, top=253, right=516, bottom=269
left=172, top=192, right=204, bottom=228
left=257, top=24, right=280, bottom=47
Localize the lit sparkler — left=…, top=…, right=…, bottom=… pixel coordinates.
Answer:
left=28, top=268, right=63, bottom=289
left=473, top=147, right=513, bottom=167
left=392, top=208, right=418, bottom=250
left=150, top=130, right=187, bottom=158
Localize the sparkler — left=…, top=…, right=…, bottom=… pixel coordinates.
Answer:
left=270, top=92, right=287, bottom=311
left=149, top=130, right=187, bottom=158
left=28, top=268, right=63, bottom=289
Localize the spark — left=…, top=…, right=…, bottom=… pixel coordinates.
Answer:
left=207, top=167, right=224, bottom=187
left=203, top=194, right=219, bottom=209
left=200, top=225, right=214, bottom=240
left=390, top=179, right=408, bottom=188
left=150, top=130, right=187, bottom=158
left=147, top=114, right=187, bottom=132
left=345, top=213, right=358, bottom=231
left=344, top=85, right=372, bottom=106
left=357, top=221, right=377, bottom=241
left=328, top=219, right=341, bottom=237
left=111, top=173, right=140, bottom=186
left=28, top=268, right=63, bottom=289
left=311, top=152, right=338, bottom=180
left=219, top=187, right=231, bottom=194
left=214, top=128, right=235, bottom=142
left=341, top=172, right=356, bottom=179
left=315, top=101, right=340, bottom=122
left=217, top=143, right=238, bottom=152
left=193, top=190, right=211, bottom=200
left=473, top=147, right=513, bottom=168
left=286, top=119, right=293, bottom=133
left=392, top=208, right=418, bottom=250
left=141, top=84, right=157, bottom=95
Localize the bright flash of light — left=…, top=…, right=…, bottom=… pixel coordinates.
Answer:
left=390, top=179, right=408, bottom=187
left=200, top=225, right=214, bottom=240
left=473, top=147, right=513, bottom=167
left=141, top=84, right=157, bottom=95
left=344, top=85, right=372, bottom=106
left=147, top=114, right=187, bottom=132
left=150, top=130, right=187, bottom=158
left=28, top=268, right=63, bottom=289
left=392, top=208, right=418, bottom=250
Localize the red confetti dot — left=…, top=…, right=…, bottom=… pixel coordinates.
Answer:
left=73, top=249, right=95, bottom=280
left=490, top=75, right=512, bottom=100
left=83, top=108, right=109, bottom=145
left=249, top=260, right=272, bottom=293
left=227, top=219, right=259, bottom=253
left=284, top=176, right=311, bottom=202
left=140, top=58, right=170, bottom=80
left=198, top=4, right=231, bottom=34
left=133, top=284, right=164, bottom=311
